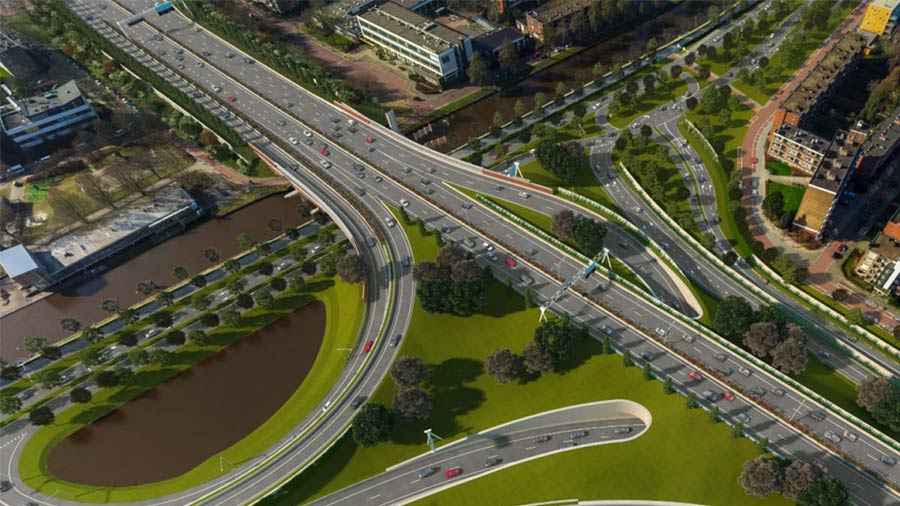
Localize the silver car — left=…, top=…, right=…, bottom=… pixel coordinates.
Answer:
left=701, top=390, right=718, bottom=402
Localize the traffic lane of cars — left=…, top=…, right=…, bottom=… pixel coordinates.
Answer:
left=308, top=419, right=648, bottom=506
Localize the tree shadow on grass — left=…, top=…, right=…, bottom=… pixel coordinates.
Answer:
left=390, top=358, right=485, bottom=446
left=554, top=335, right=603, bottom=376
left=478, top=280, right=526, bottom=319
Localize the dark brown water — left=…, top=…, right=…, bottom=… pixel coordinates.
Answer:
left=413, top=0, right=718, bottom=152
left=0, top=194, right=303, bottom=362
left=46, top=301, right=325, bottom=486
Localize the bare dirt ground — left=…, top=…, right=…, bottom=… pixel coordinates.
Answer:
left=237, top=2, right=481, bottom=127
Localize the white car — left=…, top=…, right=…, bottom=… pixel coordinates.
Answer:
left=482, top=242, right=494, bottom=251
left=400, top=199, right=409, bottom=207
left=212, top=84, right=222, bottom=92
left=347, top=118, right=357, bottom=126
left=289, top=137, right=298, bottom=145
left=303, top=130, right=312, bottom=137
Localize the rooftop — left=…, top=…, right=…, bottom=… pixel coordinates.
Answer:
left=359, top=1, right=468, bottom=53
left=527, top=0, right=591, bottom=24
left=34, top=185, right=196, bottom=273
left=781, top=33, right=866, bottom=117
left=0, top=80, right=87, bottom=131
left=793, top=185, right=836, bottom=233
left=474, top=27, right=525, bottom=52
left=0, top=244, right=40, bottom=278
left=773, top=123, right=830, bottom=153
left=860, top=104, right=900, bottom=159
left=808, top=129, right=861, bottom=193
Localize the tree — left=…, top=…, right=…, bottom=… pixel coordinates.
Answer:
left=534, top=319, right=577, bottom=368
left=80, top=347, right=106, bottom=368
left=204, top=248, right=221, bottom=264
left=857, top=375, right=895, bottom=412
left=188, top=328, right=209, bottom=346
left=191, top=293, right=212, bottom=311
left=156, top=291, right=175, bottom=307
left=534, top=92, right=546, bottom=115
left=165, top=330, right=186, bottom=346
left=414, top=245, right=486, bottom=316
left=663, top=376, right=675, bottom=394
left=117, top=331, right=138, bottom=347
left=149, top=349, right=174, bottom=366
left=351, top=403, right=394, bottom=448
left=697, top=66, right=710, bottom=81
left=642, top=361, right=653, bottom=380
left=337, top=254, right=368, bottom=284
left=128, top=349, right=150, bottom=366
left=872, top=390, right=900, bottom=431
left=0, top=395, right=22, bottom=415
left=114, top=367, right=136, bottom=386
left=571, top=215, right=606, bottom=257
left=845, top=307, right=867, bottom=327
left=47, top=187, right=90, bottom=224
left=190, top=275, right=207, bottom=288
left=485, top=348, right=522, bottom=384
left=782, top=461, right=817, bottom=499
left=107, top=162, right=148, bottom=195
left=256, top=289, right=275, bottom=309
left=797, top=476, right=849, bottom=506
left=35, top=368, right=62, bottom=389
left=467, top=53, right=489, bottom=86
left=224, top=259, right=241, bottom=275
left=685, top=52, right=696, bottom=67
left=755, top=436, right=769, bottom=454
left=290, top=275, right=306, bottom=293
left=708, top=405, right=720, bottom=423
left=670, top=64, right=683, bottom=81
left=551, top=210, right=574, bottom=242
left=390, top=356, right=430, bottom=390
left=554, top=81, right=567, bottom=105
left=743, top=321, right=781, bottom=358
left=237, top=233, right=255, bottom=250
left=270, top=277, right=287, bottom=292
left=70, top=387, right=92, bottom=404
left=81, top=326, right=104, bottom=344
left=714, top=296, right=755, bottom=337
left=228, top=278, right=246, bottom=296
left=221, top=308, right=242, bottom=328
left=830, top=288, right=849, bottom=303
left=77, top=172, right=117, bottom=209
left=732, top=422, right=744, bottom=439
left=685, top=96, right=698, bottom=110
left=772, top=334, right=808, bottom=375
left=236, top=293, right=255, bottom=309
left=762, top=191, right=785, bottom=222
left=101, top=298, right=121, bottom=314
left=393, top=387, right=432, bottom=420
left=94, top=370, right=119, bottom=388
left=257, top=261, right=274, bottom=276
left=316, top=229, right=335, bottom=247
left=738, top=456, right=782, bottom=498
left=172, top=266, right=189, bottom=281
left=521, top=340, right=554, bottom=374
left=60, top=317, right=81, bottom=333
left=152, top=311, right=173, bottom=328
left=29, top=406, right=55, bottom=426
left=640, top=124, right=653, bottom=138
left=645, top=37, right=658, bottom=55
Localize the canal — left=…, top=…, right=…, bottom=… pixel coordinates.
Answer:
left=414, top=0, right=719, bottom=152
left=46, top=301, right=326, bottom=486
left=0, top=194, right=304, bottom=362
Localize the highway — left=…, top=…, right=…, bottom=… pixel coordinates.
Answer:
left=11, top=1, right=898, bottom=505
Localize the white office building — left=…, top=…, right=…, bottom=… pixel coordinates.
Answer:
left=357, top=1, right=473, bottom=86
left=1, top=80, right=98, bottom=149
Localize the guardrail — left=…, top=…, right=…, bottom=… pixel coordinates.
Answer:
left=682, top=119, right=720, bottom=164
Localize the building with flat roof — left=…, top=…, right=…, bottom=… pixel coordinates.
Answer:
left=768, top=123, right=831, bottom=174
left=792, top=129, right=862, bottom=237
left=855, top=105, right=900, bottom=181
left=771, top=33, right=866, bottom=134
left=859, top=0, right=900, bottom=36
left=473, top=26, right=526, bottom=62
left=884, top=209, right=900, bottom=242
left=0, top=244, right=47, bottom=288
left=523, top=0, right=591, bottom=44
left=357, top=1, right=473, bottom=85
left=0, top=80, right=97, bottom=149
left=875, top=259, right=900, bottom=296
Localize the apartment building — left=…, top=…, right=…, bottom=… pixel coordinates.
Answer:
left=859, top=0, right=900, bottom=37
left=357, top=1, right=473, bottom=85
left=855, top=105, right=900, bottom=181
left=768, top=123, right=831, bottom=174
left=522, top=0, right=591, bottom=44
left=792, top=130, right=862, bottom=238
left=0, top=80, right=97, bottom=149
left=771, top=33, right=867, bottom=134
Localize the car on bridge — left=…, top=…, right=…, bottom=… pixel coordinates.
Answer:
left=444, top=467, right=462, bottom=478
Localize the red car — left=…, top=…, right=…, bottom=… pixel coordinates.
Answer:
left=363, top=340, right=374, bottom=353
left=723, top=391, right=735, bottom=401
left=227, top=95, right=236, bottom=102
left=444, top=467, right=462, bottom=478
left=320, top=148, right=330, bottom=156
left=365, top=136, right=374, bottom=143
left=751, top=156, right=758, bottom=165
left=837, top=242, right=848, bottom=254
left=688, top=370, right=702, bottom=381
left=505, top=258, right=517, bottom=268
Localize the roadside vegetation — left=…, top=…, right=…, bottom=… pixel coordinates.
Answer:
left=259, top=208, right=788, bottom=506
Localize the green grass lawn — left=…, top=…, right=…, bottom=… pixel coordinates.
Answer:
left=518, top=155, right=621, bottom=213
left=766, top=181, right=805, bottom=215
left=24, top=182, right=49, bottom=202
left=609, top=77, right=689, bottom=129
left=260, top=219, right=788, bottom=506
left=766, top=161, right=793, bottom=176
left=18, top=276, right=364, bottom=503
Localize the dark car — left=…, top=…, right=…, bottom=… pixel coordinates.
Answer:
left=569, top=430, right=588, bottom=439
left=350, top=396, right=367, bottom=409
left=389, top=334, right=402, bottom=347
left=417, top=466, right=439, bottom=479
left=484, top=456, right=502, bottom=468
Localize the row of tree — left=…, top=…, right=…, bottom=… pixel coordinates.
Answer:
left=551, top=210, right=607, bottom=258
left=413, top=244, right=487, bottom=316
left=485, top=318, right=580, bottom=385
left=535, top=140, right=585, bottom=184
left=856, top=375, right=900, bottom=432
left=739, top=455, right=848, bottom=504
